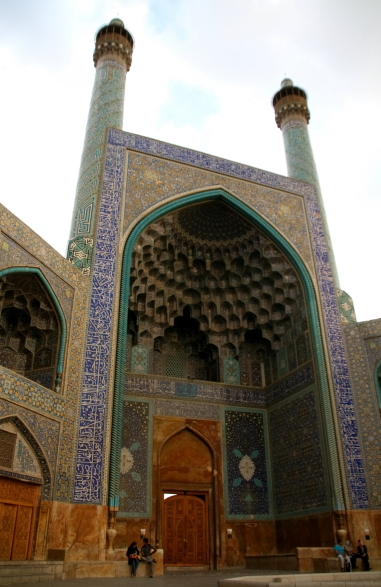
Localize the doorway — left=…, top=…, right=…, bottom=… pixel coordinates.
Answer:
left=0, top=476, right=39, bottom=560
left=163, top=492, right=209, bottom=565
left=158, top=425, right=218, bottom=568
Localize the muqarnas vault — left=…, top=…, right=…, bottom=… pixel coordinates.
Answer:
left=0, top=17, right=380, bottom=576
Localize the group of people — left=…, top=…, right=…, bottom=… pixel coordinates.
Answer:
left=334, top=539, right=371, bottom=572
left=126, top=537, right=158, bottom=577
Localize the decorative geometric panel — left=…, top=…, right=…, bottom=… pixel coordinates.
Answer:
left=165, top=355, right=185, bottom=378
left=174, top=381, right=198, bottom=397
left=131, top=345, right=149, bottom=375
left=118, top=399, right=152, bottom=517
left=337, top=290, right=357, bottom=324
left=224, top=408, right=270, bottom=518
left=155, top=399, right=220, bottom=421
left=77, top=201, right=94, bottom=235
left=0, top=429, right=16, bottom=468
left=224, top=358, right=240, bottom=385
left=269, top=389, right=328, bottom=515
left=67, top=236, right=93, bottom=275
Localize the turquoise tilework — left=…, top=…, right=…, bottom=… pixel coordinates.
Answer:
left=68, top=59, right=126, bottom=273
left=131, top=345, right=149, bottom=375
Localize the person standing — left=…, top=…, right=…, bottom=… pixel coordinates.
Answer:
left=357, top=540, right=371, bottom=571
left=126, top=541, right=140, bottom=577
left=141, top=537, right=157, bottom=578
left=334, top=538, right=351, bottom=571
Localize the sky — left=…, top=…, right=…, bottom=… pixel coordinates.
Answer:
left=0, top=0, right=380, bottom=322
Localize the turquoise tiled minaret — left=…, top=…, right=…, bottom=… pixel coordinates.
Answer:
left=273, top=79, right=340, bottom=287
left=68, top=18, right=133, bottom=274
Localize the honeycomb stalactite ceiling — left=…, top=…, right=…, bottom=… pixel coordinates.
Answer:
left=0, top=274, right=60, bottom=390
left=129, top=201, right=306, bottom=355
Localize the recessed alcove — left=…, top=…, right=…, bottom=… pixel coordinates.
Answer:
left=125, top=201, right=313, bottom=389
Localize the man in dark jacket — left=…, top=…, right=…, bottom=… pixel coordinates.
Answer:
left=357, top=540, right=371, bottom=571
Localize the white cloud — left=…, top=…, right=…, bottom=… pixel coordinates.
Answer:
left=0, top=0, right=380, bottom=321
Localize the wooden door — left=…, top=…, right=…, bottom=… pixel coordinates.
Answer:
left=0, top=477, right=39, bottom=561
left=164, top=494, right=208, bottom=565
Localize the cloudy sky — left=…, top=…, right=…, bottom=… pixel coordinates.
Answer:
left=0, top=0, right=380, bottom=322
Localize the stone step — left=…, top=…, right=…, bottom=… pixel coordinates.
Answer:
left=218, top=570, right=381, bottom=587
left=0, top=562, right=63, bottom=585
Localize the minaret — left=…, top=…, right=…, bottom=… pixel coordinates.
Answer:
left=68, top=18, right=133, bottom=274
left=272, top=79, right=340, bottom=287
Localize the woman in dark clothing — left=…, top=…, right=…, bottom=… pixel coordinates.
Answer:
left=126, top=541, right=140, bottom=576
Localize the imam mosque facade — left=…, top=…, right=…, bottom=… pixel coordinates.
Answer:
left=0, top=18, right=380, bottom=577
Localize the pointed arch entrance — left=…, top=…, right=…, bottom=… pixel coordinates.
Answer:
left=0, top=415, right=51, bottom=561
left=158, top=425, right=216, bottom=567
left=110, top=188, right=345, bottom=564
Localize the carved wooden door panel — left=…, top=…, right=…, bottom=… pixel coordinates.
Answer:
left=164, top=495, right=208, bottom=566
left=11, top=506, right=34, bottom=560
left=0, top=477, right=38, bottom=561
left=0, top=503, right=17, bottom=560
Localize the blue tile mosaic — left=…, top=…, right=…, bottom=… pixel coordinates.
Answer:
left=72, top=129, right=369, bottom=508
left=73, top=143, right=126, bottom=504
left=223, top=408, right=270, bottom=518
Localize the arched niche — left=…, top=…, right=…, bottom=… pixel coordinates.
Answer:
left=156, top=424, right=218, bottom=568
left=159, top=427, right=213, bottom=484
left=0, top=268, right=67, bottom=391
left=109, top=188, right=341, bottom=517
left=125, top=201, right=310, bottom=387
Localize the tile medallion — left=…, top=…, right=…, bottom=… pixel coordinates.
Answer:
left=118, top=399, right=152, bottom=517
left=223, top=408, right=270, bottom=519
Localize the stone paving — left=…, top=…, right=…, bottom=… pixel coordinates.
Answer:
left=10, top=570, right=288, bottom=587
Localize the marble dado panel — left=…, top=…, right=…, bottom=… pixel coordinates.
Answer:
left=0, top=204, right=87, bottom=290
left=344, top=319, right=381, bottom=508
left=0, top=367, right=66, bottom=418
left=0, top=397, right=60, bottom=499
left=120, top=151, right=314, bottom=274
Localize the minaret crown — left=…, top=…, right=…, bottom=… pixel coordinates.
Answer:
left=93, top=18, right=134, bottom=71
left=272, top=80, right=310, bottom=129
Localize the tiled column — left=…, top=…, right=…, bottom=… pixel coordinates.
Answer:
left=68, top=18, right=133, bottom=275
left=273, top=78, right=340, bottom=289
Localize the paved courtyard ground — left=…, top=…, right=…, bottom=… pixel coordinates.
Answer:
left=11, top=570, right=290, bottom=587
